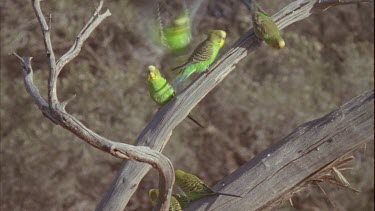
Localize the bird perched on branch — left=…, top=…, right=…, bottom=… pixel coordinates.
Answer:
left=242, top=0, right=285, bottom=49
left=147, top=65, right=204, bottom=128
left=175, top=169, right=242, bottom=201
left=171, top=30, right=226, bottom=88
left=149, top=189, right=186, bottom=211
left=147, top=65, right=174, bottom=106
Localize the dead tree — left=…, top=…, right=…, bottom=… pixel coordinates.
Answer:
left=184, top=89, right=374, bottom=210
left=14, top=0, right=373, bottom=210
left=13, top=1, right=174, bottom=210
left=97, top=0, right=373, bottom=210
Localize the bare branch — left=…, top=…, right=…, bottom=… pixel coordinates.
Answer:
left=11, top=53, right=58, bottom=124
left=32, top=0, right=58, bottom=106
left=184, top=89, right=373, bottom=210
left=55, top=0, right=111, bottom=76
left=97, top=0, right=373, bottom=210
left=16, top=1, right=175, bottom=210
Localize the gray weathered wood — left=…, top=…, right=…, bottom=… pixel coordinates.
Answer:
left=14, top=1, right=175, bottom=210
left=185, top=89, right=374, bottom=210
left=97, top=0, right=373, bottom=210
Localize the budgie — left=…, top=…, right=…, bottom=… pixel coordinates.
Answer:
left=241, top=0, right=285, bottom=49
left=149, top=189, right=184, bottom=211
left=171, top=193, right=190, bottom=208
left=147, top=65, right=174, bottom=106
left=162, top=12, right=192, bottom=54
left=175, top=169, right=242, bottom=201
left=154, top=0, right=192, bottom=55
left=171, top=30, right=227, bottom=88
left=147, top=65, right=204, bottom=128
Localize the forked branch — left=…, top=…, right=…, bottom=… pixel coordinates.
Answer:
left=13, top=1, right=174, bottom=210
left=98, top=0, right=373, bottom=210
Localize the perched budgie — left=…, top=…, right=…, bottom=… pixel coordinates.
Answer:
left=175, top=169, right=242, bottom=201
left=149, top=189, right=184, bottom=211
left=147, top=65, right=204, bottom=128
left=147, top=65, right=174, bottom=106
left=171, top=193, right=190, bottom=208
left=241, top=0, right=285, bottom=49
left=171, top=30, right=227, bottom=88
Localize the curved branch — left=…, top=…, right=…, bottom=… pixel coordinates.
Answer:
left=97, top=0, right=373, bottom=210
left=184, top=89, right=374, bottom=210
left=15, top=1, right=174, bottom=210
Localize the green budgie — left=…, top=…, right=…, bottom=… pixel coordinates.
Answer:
left=154, top=0, right=192, bottom=55
left=241, top=0, right=285, bottom=49
left=171, top=30, right=226, bottom=88
left=149, top=189, right=184, bottom=211
left=147, top=65, right=174, bottom=106
left=147, top=65, right=204, bottom=128
left=175, top=169, right=242, bottom=201
left=171, top=193, right=190, bottom=208
left=162, top=12, right=192, bottom=54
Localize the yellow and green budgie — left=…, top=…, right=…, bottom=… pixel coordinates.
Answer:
left=162, top=12, right=192, bottom=55
left=175, top=169, right=242, bottom=201
left=149, top=189, right=187, bottom=211
left=147, top=65, right=174, bottom=106
left=242, top=0, right=285, bottom=49
left=147, top=65, right=204, bottom=128
left=171, top=30, right=227, bottom=88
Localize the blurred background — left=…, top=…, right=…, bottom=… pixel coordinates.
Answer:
left=1, top=0, right=373, bottom=210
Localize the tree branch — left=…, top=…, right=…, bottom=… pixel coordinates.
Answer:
left=97, top=0, right=373, bottom=210
left=32, top=0, right=58, bottom=106
left=184, top=89, right=374, bottom=210
left=55, top=1, right=111, bottom=76
left=14, top=1, right=174, bottom=210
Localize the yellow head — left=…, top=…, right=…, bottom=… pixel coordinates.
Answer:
left=209, top=30, right=226, bottom=48
left=277, top=38, right=285, bottom=49
left=147, top=65, right=160, bottom=81
left=175, top=169, right=186, bottom=178
left=149, top=189, right=159, bottom=206
left=172, top=13, right=189, bottom=27
left=175, top=169, right=191, bottom=185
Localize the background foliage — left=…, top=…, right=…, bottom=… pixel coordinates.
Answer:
left=1, top=0, right=373, bottom=210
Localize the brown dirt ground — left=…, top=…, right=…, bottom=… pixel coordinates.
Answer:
left=1, top=0, right=373, bottom=210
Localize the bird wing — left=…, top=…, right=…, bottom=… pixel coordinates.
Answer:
left=188, top=40, right=213, bottom=63
left=172, top=40, right=213, bottom=71
left=254, top=12, right=275, bottom=39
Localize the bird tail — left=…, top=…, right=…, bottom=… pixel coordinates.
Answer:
left=171, top=62, right=188, bottom=71
left=214, top=192, right=243, bottom=198
left=241, top=0, right=253, bottom=13
left=187, top=114, right=205, bottom=128
left=241, top=0, right=267, bottom=16
left=171, top=76, right=184, bottom=89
